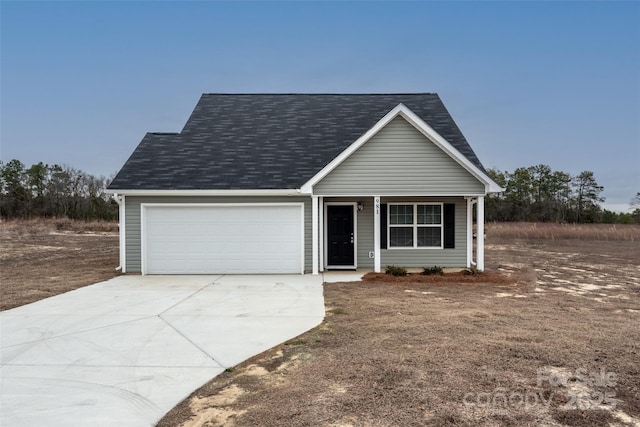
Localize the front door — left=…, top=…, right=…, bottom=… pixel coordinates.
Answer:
left=326, top=205, right=355, bottom=267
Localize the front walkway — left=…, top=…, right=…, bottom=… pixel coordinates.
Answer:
left=0, top=274, right=325, bottom=426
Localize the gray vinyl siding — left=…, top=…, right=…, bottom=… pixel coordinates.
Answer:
left=324, top=196, right=468, bottom=269
left=124, top=196, right=312, bottom=273
left=356, top=199, right=375, bottom=267
left=314, top=117, right=485, bottom=196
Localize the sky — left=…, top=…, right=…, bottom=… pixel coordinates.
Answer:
left=1, top=1, right=639, bottom=212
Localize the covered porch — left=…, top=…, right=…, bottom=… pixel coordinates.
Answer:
left=309, top=195, right=486, bottom=275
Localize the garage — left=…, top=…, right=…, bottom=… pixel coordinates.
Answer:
left=141, top=203, right=304, bottom=274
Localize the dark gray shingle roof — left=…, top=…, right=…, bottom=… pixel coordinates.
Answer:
left=108, top=94, right=485, bottom=190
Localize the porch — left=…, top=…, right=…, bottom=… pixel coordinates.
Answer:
left=310, top=195, right=486, bottom=275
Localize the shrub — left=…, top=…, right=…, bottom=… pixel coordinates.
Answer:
left=463, top=266, right=481, bottom=275
left=422, top=266, right=443, bottom=275
left=385, top=265, right=407, bottom=276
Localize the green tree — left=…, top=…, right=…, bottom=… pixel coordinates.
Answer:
left=549, top=171, right=572, bottom=222
left=482, top=165, right=610, bottom=223
left=485, top=168, right=508, bottom=221
left=0, top=159, right=28, bottom=217
left=47, top=164, right=72, bottom=217
left=571, top=171, right=604, bottom=223
left=505, top=167, right=534, bottom=221
left=26, top=162, right=50, bottom=217
left=529, top=164, right=554, bottom=221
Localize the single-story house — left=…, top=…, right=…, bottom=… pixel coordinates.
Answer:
left=107, top=94, right=503, bottom=275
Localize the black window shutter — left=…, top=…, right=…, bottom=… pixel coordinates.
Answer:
left=380, top=203, right=387, bottom=249
left=443, top=203, right=455, bottom=249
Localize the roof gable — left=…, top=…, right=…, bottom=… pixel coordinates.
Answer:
left=311, top=114, right=487, bottom=195
left=108, top=94, right=493, bottom=191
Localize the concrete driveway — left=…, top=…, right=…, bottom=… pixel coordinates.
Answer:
left=0, top=274, right=324, bottom=426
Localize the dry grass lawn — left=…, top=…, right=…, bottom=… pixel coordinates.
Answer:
left=159, top=225, right=640, bottom=427
left=488, top=221, right=640, bottom=241
left=0, top=219, right=119, bottom=310
left=1, top=220, right=638, bottom=426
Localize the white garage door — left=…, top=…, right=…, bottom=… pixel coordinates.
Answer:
left=142, top=204, right=304, bottom=274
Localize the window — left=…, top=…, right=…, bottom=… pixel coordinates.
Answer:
left=388, top=203, right=443, bottom=248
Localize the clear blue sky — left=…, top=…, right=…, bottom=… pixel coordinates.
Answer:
left=2, top=1, right=639, bottom=211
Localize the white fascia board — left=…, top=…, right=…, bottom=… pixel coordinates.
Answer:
left=486, top=182, right=506, bottom=193
left=104, top=189, right=305, bottom=196
left=300, top=103, right=505, bottom=195
left=314, top=192, right=486, bottom=198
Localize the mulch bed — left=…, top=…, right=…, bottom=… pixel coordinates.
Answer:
left=362, top=270, right=516, bottom=284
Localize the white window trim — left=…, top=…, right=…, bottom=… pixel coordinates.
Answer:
left=387, top=202, right=444, bottom=249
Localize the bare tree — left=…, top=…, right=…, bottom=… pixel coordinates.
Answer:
left=0, top=159, right=117, bottom=220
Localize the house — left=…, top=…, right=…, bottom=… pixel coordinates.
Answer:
left=107, top=94, right=503, bottom=275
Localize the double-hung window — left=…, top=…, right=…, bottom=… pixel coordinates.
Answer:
left=388, top=203, right=443, bottom=248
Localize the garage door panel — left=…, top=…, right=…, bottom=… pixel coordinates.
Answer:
left=144, top=204, right=303, bottom=274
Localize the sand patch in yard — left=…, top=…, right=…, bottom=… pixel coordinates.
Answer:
left=181, top=385, right=247, bottom=427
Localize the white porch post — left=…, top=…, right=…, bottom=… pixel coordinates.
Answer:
left=373, top=196, right=381, bottom=273
left=477, top=195, right=485, bottom=271
left=318, top=196, right=324, bottom=272
left=312, top=196, right=319, bottom=275
left=466, top=197, right=473, bottom=268
left=117, top=194, right=126, bottom=273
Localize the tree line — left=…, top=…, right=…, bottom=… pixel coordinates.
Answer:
left=0, top=159, right=117, bottom=220
left=486, top=165, right=640, bottom=224
left=1, top=159, right=639, bottom=224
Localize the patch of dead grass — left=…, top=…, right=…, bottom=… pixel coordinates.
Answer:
left=1, top=218, right=118, bottom=237
left=0, top=219, right=119, bottom=310
left=487, top=222, right=640, bottom=241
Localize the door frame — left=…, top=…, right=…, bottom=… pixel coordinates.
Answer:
left=323, top=202, right=358, bottom=270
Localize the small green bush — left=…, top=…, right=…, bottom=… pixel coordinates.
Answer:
left=422, top=266, right=443, bottom=275
left=463, top=266, right=481, bottom=275
left=385, top=265, right=408, bottom=276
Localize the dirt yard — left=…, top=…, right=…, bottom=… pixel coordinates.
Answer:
left=159, top=234, right=640, bottom=427
left=0, top=219, right=119, bottom=310
left=2, top=220, right=638, bottom=426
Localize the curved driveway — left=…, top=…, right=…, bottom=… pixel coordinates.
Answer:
left=0, top=274, right=324, bottom=426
